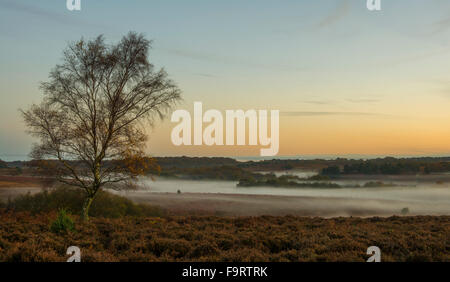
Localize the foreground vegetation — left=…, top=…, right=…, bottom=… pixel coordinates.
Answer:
left=0, top=187, right=448, bottom=262
left=1, top=187, right=165, bottom=218
left=0, top=211, right=447, bottom=262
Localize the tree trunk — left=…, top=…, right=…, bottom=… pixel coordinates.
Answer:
left=83, top=164, right=101, bottom=221
left=81, top=195, right=94, bottom=221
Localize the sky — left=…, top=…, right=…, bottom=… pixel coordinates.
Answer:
left=1, top=0, right=450, bottom=160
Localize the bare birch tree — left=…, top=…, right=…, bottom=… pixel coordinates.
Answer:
left=21, top=32, right=181, bottom=220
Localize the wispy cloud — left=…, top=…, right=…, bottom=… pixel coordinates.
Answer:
left=299, top=98, right=380, bottom=105
left=315, top=0, right=350, bottom=29
left=434, top=79, right=450, bottom=98
left=377, top=47, right=450, bottom=68
left=300, top=100, right=335, bottom=105
left=192, top=73, right=216, bottom=78
left=431, top=16, right=450, bottom=34
left=281, top=111, right=393, bottom=117
left=159, top=47, right=307, bottom=72
left=346, top=98, right=380, bottom=104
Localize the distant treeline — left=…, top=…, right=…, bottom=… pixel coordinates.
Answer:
left=4, top=157, right=238, bottom=170
left=159, top=165, right=257, bottom=181
left=5, top=156, right=450, bottom=176
left=237, top=177, right=397, bottom=189
left=156, top=156, right=450, bottom=176
left=238, top=157, right=450, bottom=172
left=155, top=157, right=238, bottom=169
left=0, top=159, right=7, bottom=169
left=321, top=158, right=450, bottom=175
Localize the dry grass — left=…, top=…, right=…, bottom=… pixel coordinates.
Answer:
left=0, top=176, right=49, bottom=188
left=0, top=211, right=448, bottom=262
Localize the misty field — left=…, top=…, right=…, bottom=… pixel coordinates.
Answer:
left=0, top=211, right=448, bottom=262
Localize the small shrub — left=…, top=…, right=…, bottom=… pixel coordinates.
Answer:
left=401, top=207, right=410, bottom=215
left=50, top=209, right=75, bottom=234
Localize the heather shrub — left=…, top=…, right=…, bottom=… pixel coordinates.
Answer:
left=2, top=241, right=62, bottom=262
left=0, top=212, right=448, bottom=262
left=147, top=238, right=191, bottom=258
left=189, top=242, right=219, bottom=258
